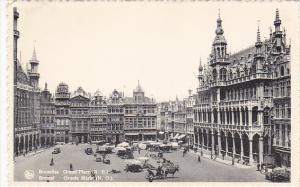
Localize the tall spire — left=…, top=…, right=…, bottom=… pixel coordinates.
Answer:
left=32, top=47, right=37, bottom=61
left=274, top=8, right=281, bottom=32
left=256, top=21, right=261, bottom=43
left=275, top=8, right=280, bottom=22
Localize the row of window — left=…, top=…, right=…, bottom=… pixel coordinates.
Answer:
left=125, top=117, right=156, bottom=128
left=41, top=116, right=54, bottom=123
left=41, top=129, right=55, bottom=134
left=274, top=103, right=291, bottom=119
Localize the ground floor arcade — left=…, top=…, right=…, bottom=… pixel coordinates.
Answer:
left=194, top=127, right=264, bottom=165
left=14, top=130, right=40, bottom=156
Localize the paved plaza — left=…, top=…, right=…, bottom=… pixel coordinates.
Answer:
left=14, top=144, right=267, bottom=182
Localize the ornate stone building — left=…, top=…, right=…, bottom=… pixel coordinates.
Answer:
left=123, top=82, right=157, bottom=141
left=107, top=89, right=124, bottom=143
left=193, top=9, right=290, bottom=166
left=184, top=90, right=195, bottom=146
left=90, top=90, right=108, bottom=142
left=14, top=8, right=40, bottom=156
left=54, top=83, right=71, bottom=143
left=40, top=83, right=55, bottom=146
left=70, top=87, right=91, bottom=143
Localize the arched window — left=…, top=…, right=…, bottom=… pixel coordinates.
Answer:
left=244, top=66, right=248, bottom=76
left=213, top=69, right=217, bottom=82
left=229, top=70, right=233, bottom=80
left=281, top=66, right=285, bottom=76
left=219, top=68, right=227, bottom=81
left=221, top=47, right=224, bottom=57
left=236, top=68, right=240, bottom=77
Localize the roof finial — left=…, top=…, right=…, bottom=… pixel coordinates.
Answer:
left=215, top=9, right=224, bottom=35
left=31, top=41, right=37, bottom=61
left=199, top=57, right=203, bottom=72
left=45, top=82, right=48, bottom=90
left=275, top=8, right=280, bottom=21
left=257, top=20, right=261, bottom=43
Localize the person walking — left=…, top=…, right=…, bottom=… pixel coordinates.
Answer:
left=50, top=158, right=54, bottom=166
left=198, top=155, right=201, bottom=162
left=257, top=163, right=260, bottom=171
left=232, top=157, right=234, bottom=165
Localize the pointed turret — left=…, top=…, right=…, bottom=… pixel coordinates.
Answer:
left=28, top=46, right=40, bottom=89
left=255, top=25, right=262, bottom=52
left=210, top=9, right=229, bottom=66
left=274, top=8, right=282, bottom=33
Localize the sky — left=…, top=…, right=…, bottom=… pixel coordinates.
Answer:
left=12, top=2, right=297, bottom=102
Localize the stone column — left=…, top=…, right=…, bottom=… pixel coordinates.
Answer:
left=206, top=131, right=209, bottom=150
left=193, top=131, right=196, bottom=146
left=285, top=125, right=289, bottom=147
left=259, top=137, right=264, bottom=164
left=225, top=135, right=228, bottom=156
left=232, top=135, right=236, bottom=157
left=32, top=134, right=35, bottom=150
left=249, top=139, right=254, bottom=164
left=198, top=131, right=201, bottom=149
left=279, top=124, right=283, bottom=146
left=218, top=110, right=221, bottom=124
left=248, top=110, right=252, bottom=126
left=211, top=131, right=215, bottom=154
left=211, top=111, right=214, bottom=124
left=240, top=110, right=243, bottom=126
left=224, top=110, right=227, bottom=125
left=201, top=130, right=204, bottom=150
left=232, top=110, right=235, bottom=125
left=218, top=132, right=221, bottom=155
left=240, top=137, right=244, bottom=159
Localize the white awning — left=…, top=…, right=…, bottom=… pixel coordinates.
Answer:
left=143, top=132, right=157, bottom=135
left=125, top=133, right=139, bottom=136
left=178, top=134, right=186, bottom=139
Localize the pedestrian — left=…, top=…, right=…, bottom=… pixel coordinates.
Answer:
left=70, top=163, right=73, bottom=171
left=50, top=158, right=54, bottom=166
left=222, top=152, right=225, bottom=160
left=260, top=162, right=264, bottom=171
left=232, top=157, right=234, bottom=165
left=138, top=148, right=141, bottom=154
left=198, top=155, right=201, bottom=162
left=257, top=163, right=260, bottom=171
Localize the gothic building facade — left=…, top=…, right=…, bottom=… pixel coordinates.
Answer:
left=14, top=8, right=41, bottom=156
left=193, top=9, right=290, bottom=167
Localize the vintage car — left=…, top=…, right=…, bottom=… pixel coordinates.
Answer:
left=52, top=148, right=61, bottom=154
left=125, top=163, right=143, bottom=172
left=85, top=148, right=93, bottom=155
left=265, top=167, right=290, bottom=182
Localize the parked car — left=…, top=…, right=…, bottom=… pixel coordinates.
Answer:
left=52, top=148, right=61, bottom=154
left=265, top=167, right=290, bottom=182
left=85, top=148, right=93, bottom=155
